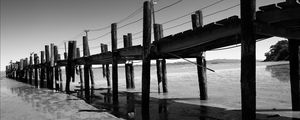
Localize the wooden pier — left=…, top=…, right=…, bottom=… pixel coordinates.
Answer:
left=5, top=0, right=300, bottom=120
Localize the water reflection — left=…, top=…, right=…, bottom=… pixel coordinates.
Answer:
left=265, top=64, right=290, bottom=82
left=8, top=85, right=109, bottom=120
left=88, top=90, right=223, bottom=120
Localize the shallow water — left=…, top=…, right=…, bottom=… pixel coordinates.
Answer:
left=2, top=61, right=299, bottom=119
left=0, top=77, right=121, bottom=120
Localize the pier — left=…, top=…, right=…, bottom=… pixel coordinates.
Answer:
left=5, top=0, right=300, bottom=120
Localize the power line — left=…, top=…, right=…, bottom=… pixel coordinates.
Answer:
left=154, top=0, right=183, bottom=12
left=161, top=0, right=224, bottom=25
left=203, top=4, right=240, bottom=18
left=163, top=3, right=240, bottom=31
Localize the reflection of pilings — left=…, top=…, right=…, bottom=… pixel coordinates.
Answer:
left=158, top=99, right=168, bottom=120
left=127, top=93, right=135, bottom=120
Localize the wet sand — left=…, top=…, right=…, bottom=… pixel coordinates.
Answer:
left=0, top=78, right=121, bottom=120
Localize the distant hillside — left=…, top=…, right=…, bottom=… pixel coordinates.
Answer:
left=206, top=59, right=240, bottom=64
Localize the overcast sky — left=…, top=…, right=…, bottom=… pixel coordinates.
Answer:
left=1, top=0, right=285, bottom=71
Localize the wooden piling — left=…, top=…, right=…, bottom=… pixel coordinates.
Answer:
left=24, top=58, right=28, bottom=83
left=104, top=44, right=111, bottom=87
left=142, top=1, right=152, bottom=119
left=76, top=48, right=84, bottom=97
left=154, top=24, right=162, bottom=93
left=123, top=35, right=130, bottom=89
left=34, top=54, right=39, bottom=87
left=45, top=45, right=51, bottom=88
left=111, top=23, right=119, bottom=105
left=54, top=46, right=59, bottom=91
left=83, top=36, right=91, bottom=102
left=192, top=11, right=207, bottom=100
left=48, top=44, right=55, bottom=89
left=240, top=0, right=256, bottom=119
left=101, top=44, right=106, bottom=78
left=127, top=33, right=135, bottom=88
left=40, top=51, right=45, bottom=88
left=66, top=41, right=76, bottom=94
left=29, top=55, right=33, bottom=84
left=288, top=39, right=300, bottom=111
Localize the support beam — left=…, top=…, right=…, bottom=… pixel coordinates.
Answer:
left=127, top=33, right=135, bottom=89
left=66, top=41, right=76, bottom=94
left=34, top=54, right=38, bottom=87
left=192, top=11, right=207, bottom=100
left=54, top=46, right=59, bottom=91
left=288, top=39, right=300, bottom=111
left=40, top=51, right=45, bottom=88
left=77, top=48, right=84, bottom=97
left=111, top=23, right=119, bottom=105
left=29, top=55, right=33, bottom=85
left=241, top=0, right=256, bottom=119
left=83, top=36, right=91, bottom=102
left=142, top=1, right=152, bottom=120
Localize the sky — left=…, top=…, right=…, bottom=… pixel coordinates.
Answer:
left=1, top=0, right=285, bottom=71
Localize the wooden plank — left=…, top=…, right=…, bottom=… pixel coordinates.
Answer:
left=259, top=4, right=280, bottom=11
left=288, top=39, right=300, bottom=111
left=256, top=7, right=300, bottom=24
left=156, top=19, right=241, bottom=54
left=111, top=23, right=119, bottom=105
left=241, top=0, right=256, bottom=119
left=142, top=1, right=152, bottom=119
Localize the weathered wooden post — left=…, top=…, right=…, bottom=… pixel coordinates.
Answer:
left=54, top=46, right=60, bottom=91
left=240, top=0, right=256, bottom=119
left=192, top=11, right=207, bottom=100
left=105, top=45, right=111, bottom=87
left=123, top=35, right=135, bottom=89
left=66, top=41, right=76, bottom=94
left=83, top=36, right=91, bottom=102
left=40, top=51, right=45, bottom=88
left=34, top=54, right=39, bottom=87
left=288, top=39, right=300, bottom=111
left=142, top=1, right=152, bottom=120
left=101, top=44, right=111, bottom=87
left=154, top=24, right=162, bottom=93
left=111, top=23, right=119, bottom=105
left=24, top=58, right=28, bottom=82
left=49, top=43, right=55, bottom=89
left=101, top=44, right=106, bottom=78
left=45, top=45, right=51, bottom=88
left=29, top=54, right=33, bottom=84
left=127, top=33, right=135, bottom=88
left=76, top=48, right=84, bottom=97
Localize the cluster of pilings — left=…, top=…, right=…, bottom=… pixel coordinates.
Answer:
left=5, top=0, right=300, bottom=120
